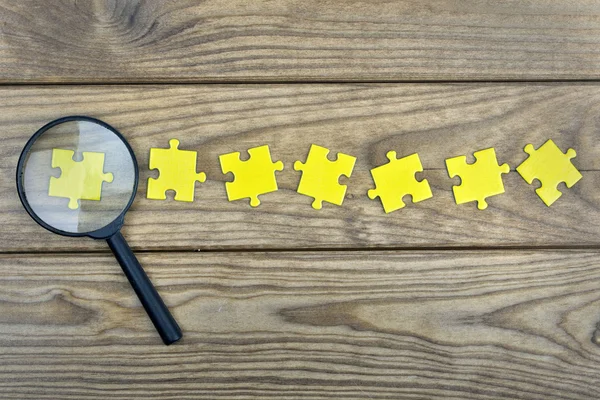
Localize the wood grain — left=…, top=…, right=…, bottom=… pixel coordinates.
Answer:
left=3, top=84, right=600, bottom=252
left=0, top=250, right=599, bottom=399
left=3, top=0, right=600, bottom=82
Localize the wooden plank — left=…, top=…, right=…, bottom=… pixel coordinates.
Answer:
left=3, top=84, right=600, bottom=251
left=3, top=1, right=600, bottom=82
left=0, top=250, right=599, bottom=399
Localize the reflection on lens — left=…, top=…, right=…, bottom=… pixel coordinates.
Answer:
left=19, top=119, right=137, bottom=234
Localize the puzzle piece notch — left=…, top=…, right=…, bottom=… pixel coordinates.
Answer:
left=368, top=151, right=432, bottom=213
left=219, top=145, right=284, bottom=207
left=147, top=139, right=206, bottom=202
left=48, top=148, right=114, bottom=210
left=294, top=144, right=356, bottom=210
left=446, top=148, right=509, bottom=210
left=516, top=139, right=582, bottom=206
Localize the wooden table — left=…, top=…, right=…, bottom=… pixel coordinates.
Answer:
left=1, top=1, right=600, bottom=398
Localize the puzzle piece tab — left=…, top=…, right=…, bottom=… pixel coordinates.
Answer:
left=294, top=144, right=356, bottom=210
left=49, top=148, right=114, bottom=210
left=446, top=148, right=509, bottom=210
left=516, top=139, right=582, bottom=206
left=219, top=145, right=284, bottom=207
left=147, top=139, right=206, bottom=202
left=368, top=152, right=432, bottom=213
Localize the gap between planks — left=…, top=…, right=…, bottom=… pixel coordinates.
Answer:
left=4, top=244, right=600, bottom=256
left=4, top=80, right=600, bottom=86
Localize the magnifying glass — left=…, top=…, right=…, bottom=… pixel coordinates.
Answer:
left=16, top=116, right=182, bottom=345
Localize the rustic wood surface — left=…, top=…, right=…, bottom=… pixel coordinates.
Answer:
left=1, top=84, right=600, bottom=252
left=1, top=250, right=600, bottom=399
left=3, top=0, right=600, bottom=82
left=2, top=1, right=600, bottom=399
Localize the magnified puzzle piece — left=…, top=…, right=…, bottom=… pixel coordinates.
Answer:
left=446, top=147, right=509, bottom=210
left=147, top=139, right=206, bottom=202
left=516, top=139, right=582, bottom=206
left=48, top=148, right=114, bottom=210
left=294, top=144, right=356, bottom=210
left=368, top=152, right=432, bottom=213
left=219, top=145, right=284, bottom=207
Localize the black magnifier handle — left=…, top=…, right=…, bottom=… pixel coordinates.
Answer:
left=107, top=231, right=182, bottom=345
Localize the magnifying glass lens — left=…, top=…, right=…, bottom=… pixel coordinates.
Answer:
left=19, top=119, right=136, bottom=234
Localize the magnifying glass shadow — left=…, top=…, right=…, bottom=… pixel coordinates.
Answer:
left=16, top=116, right=182, bottom=345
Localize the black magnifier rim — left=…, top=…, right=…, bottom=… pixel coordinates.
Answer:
left=16, top=116, right=139, bottom=239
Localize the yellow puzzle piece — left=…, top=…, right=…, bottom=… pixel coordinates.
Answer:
left=219, top=145, right=284, bottom=207
left=48, top=148, right=114, bottom=210
left=294, top=144, right=356, bottom=210
left=368, top=152, right=432, bottom=213
left=446, top=147, right=509, bottom=210
left=147, top=139, right=206, bottom=202
left=516, top=139, right=582, bottom=206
